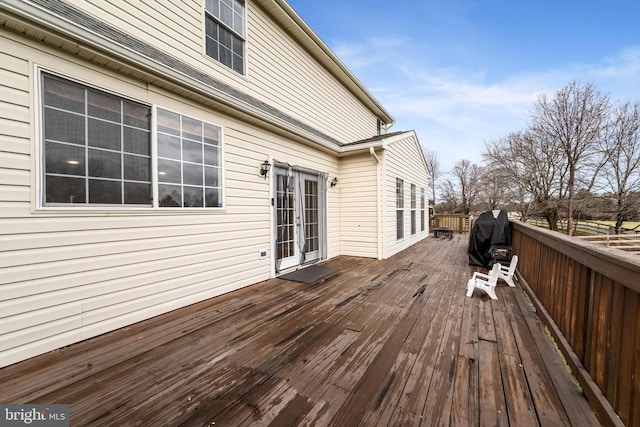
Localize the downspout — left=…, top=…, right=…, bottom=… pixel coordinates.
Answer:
left=370, top=147, right=384, bottom=259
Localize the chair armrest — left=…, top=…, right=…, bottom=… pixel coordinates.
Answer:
left=471, top=271, right=491, bottom=280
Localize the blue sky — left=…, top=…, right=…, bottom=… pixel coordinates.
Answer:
left=287, top=0, right=640, bottom=173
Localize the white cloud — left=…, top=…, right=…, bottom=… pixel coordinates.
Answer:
left=332, top=37, right=406, bottom=70
left=333, top=38, right=640, bottom=172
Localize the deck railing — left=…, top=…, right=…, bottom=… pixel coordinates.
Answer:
left=511, top=221, right=640, bottom=427
left=429, top=213, right=470, bottom=233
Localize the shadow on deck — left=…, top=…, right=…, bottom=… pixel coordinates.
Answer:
left=0, top=235, right=600, bottom=426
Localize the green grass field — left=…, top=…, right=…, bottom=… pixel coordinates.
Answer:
left=580, top=220, right=640, bottom=230
left=529, top=218, right=640, bottom=235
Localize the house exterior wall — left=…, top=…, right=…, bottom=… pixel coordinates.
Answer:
left=60, top=0, right=381, bottom=143
left=383, top=133, right=430, bottom=259
left=0, top=29, right=341, bottom=368
left=338, top=151, right=379, bottom=258
left=0, top=0, right=429, bottom=369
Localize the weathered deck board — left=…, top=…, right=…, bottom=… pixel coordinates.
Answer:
left=0, top=235, right=602, bottom=426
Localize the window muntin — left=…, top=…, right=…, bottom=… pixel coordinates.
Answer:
left=410, top=183, right=416, bottom=235
left=42, top=74, right=152, bottom=206
left=396, top=178, right=404, bottom=240
left=156, top=108, right=223, bottom=208
left=205, top=0, right=245, bottom=74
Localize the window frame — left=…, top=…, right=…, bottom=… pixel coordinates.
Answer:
left=204, top=0, right=246, bottom=75
left=396, top=177, right=404, bottom=240
left=36, top=69, right=225, bottom=211
left=153, top=106, right=224, bottom=209
left=410, top=183, right=417, bottom=235
left=420, top=187, right=426, bottom=232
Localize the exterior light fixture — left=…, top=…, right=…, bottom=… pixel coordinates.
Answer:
left=259, top=160, right=271, bottom=178
left=330, top=177, right=338, bottom=187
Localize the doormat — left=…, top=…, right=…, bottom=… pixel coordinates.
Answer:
left=279, top=265, right=339, bottom=284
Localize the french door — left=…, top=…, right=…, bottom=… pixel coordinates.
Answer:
left=274, top=166, right=325, bottom=272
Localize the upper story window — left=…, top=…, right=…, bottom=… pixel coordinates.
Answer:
left=205, top=0, right=245, bottom=74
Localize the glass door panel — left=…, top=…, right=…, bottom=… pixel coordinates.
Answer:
left=275, top=167, right=298, bottom=271
left=302, top=174, right=319, bottom=262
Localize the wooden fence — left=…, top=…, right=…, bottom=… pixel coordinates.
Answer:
left=429, top=214, right=470, bottom=233
left=577, top=234, right=640, bottom=254
left=526, top=218, right=640, bottom=236
left=511, top=221, right=640, bottom=426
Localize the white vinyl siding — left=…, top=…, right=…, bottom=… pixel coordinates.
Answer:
left=0, top=35, right=340, bottom=367
left=339, top=152, right=378, bottom=258
left=384, top=133, right=430, bottom=259
left=247, top=8, right=376, bottom=142
left=0, top=47, right=31, bottom=220
left=60, top=0, right=380, bottom=143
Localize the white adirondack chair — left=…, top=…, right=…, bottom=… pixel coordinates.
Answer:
left=466, top=263, right=500, bottom=300
left=496, top=255, right=518, bottom=288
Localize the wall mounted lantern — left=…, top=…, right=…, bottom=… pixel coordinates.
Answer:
left=330, top=177, right=338, bottom=187
left=259, top=160, right=271, bottom=178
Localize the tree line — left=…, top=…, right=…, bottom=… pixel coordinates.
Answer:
left=425, top=81, right=640, bottom=235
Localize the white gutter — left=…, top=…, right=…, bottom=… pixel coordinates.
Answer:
left=370, top=147, right=384, bottom=260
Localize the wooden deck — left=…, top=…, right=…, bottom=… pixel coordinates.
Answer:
left=0, top=235, right=601, bottom=426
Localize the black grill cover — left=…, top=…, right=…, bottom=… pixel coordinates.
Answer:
left=468, top=210, right=512, bottom=267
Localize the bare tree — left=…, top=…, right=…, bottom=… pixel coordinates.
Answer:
left=477, top=166, right=510, bottom=211
left=451, top=159, right=481, bottom=214
left=483, top=131, right=568, bottom=230
left=529, top=82, right=610, bottom=235
left=601, top=101, right=640, bottom=233
left=423, top=150, right=441, bottom=206
left=438, top=178, right=458, bottom=213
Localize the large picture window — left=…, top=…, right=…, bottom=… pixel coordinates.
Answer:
left=156, top=108, right=222, bottom=208
left=42, top=74, right=152, bottom=206
left=396, top=178, right=404, bottom=240
left=205, top=0, right=245, bottom=74
left=40, top=73, right=223, bottom=209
